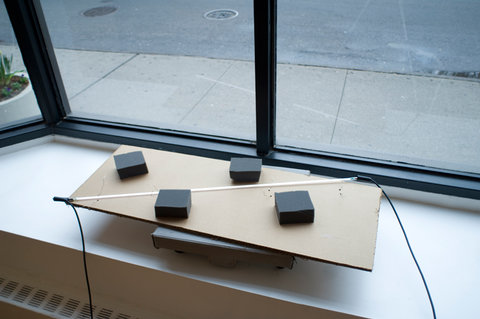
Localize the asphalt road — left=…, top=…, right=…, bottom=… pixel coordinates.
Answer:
left=2, top=0, right=480, bottom=76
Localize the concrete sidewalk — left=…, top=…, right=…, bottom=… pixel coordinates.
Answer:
left=1, top=45, right=479, bottom=174
left=55, top=48, right=479, bottom=173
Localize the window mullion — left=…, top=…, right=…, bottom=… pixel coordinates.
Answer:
left=254, top=0, right=276, bottom=156
left=4, top=0, right=70, bottom=125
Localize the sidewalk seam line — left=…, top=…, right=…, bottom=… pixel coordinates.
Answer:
left=330, top=70, right=348, bottom=144
left=178, top=61, right=235, bottom=124
left=69, top=53, right=139, bottom=100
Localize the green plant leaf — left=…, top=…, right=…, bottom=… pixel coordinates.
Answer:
left=0, top=51, right=25, bottom=86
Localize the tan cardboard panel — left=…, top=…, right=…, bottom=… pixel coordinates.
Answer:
left=71, top=145, right=381, bottom=271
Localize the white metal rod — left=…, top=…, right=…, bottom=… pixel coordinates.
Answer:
left=72, top=177, right=356, bottom=202
left=192, top=177, right=356, bottom=193
left=73, top=191, right=158, bottom=202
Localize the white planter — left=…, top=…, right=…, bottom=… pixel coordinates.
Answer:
left=0, top=78, right=39, bottom=126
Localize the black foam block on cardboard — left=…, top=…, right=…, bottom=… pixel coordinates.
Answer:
left=275, top=191, right=315, bottom=225
left=114, top=151, right=148, bottom=179
left=229, top=157, right=262, bottom=182
left=155, top=189, right=191, bottom=218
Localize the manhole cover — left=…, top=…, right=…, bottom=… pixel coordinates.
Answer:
left=204, top=9, right=238, bottom=20
left=82, top=6, right=117, bottom=17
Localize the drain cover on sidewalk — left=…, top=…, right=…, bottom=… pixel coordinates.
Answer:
left=82, top=6, right=117, bottom=17
left=434, top=70, right=480, bottom=79
left=204, top=9, right=238, bottom=20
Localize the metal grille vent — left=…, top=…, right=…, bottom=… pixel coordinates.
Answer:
left=97, top=308, right=113, bottom=319
left=0, top=277, right=138, bottom=318
left=78, top=304, right=97, bottom=319
left=0, top=280, right=18, bottom=298
left=44, top=294, right=64, bottom=313
left=12, top=284, right=34, bottom=303
left=59, top=298, right=80, bottom=317
left=28, top=289, right=48, bottom=307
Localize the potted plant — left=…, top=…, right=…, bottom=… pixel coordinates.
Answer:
left=0, top=50, right=28, bottom=100
left=0, top=50, right=38, bottom=125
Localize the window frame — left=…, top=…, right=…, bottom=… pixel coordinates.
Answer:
left=2, top=0, right=480, bottom=199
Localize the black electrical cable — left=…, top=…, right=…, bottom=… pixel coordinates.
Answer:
left=53, top=175, right=435, bottom=318
left=356, top=176, right=436, bottom=319
left=53, top=197, right=94, bottom=319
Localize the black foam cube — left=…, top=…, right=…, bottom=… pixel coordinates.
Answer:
left=155, top=189, right=191, bottom=218
left=114, top=151, right=148, bottom=179
left=275, top=191, right=315, bottom=225
left=229, top=158, right=262, bottom=182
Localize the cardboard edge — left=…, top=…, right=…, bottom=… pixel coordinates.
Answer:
left=70, top=201, right=375, bottom=271
left=69, top=145, right=381, bottom=272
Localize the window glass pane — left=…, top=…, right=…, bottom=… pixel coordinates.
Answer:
left=0, top=2, right=42, bottom=129
left=41, top=1, right=255, bottom=141
left=277, top=0, right=480, bottom=174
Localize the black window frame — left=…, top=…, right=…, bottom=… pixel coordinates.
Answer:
left=2, top=0, right=479, bottom=199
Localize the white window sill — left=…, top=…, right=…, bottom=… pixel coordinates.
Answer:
left=0, top=136, right=478, bottom=318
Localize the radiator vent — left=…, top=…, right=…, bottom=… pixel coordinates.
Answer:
left=78, top=304, right=97, bottom=319
left=0, top=280, right=18, bottom=298
left=97, top=308, right=113, bottom=319
left=0, top=276, right=138, bottom=318
left=44, top=294, right=64, bottom=313
left=59, top=298, right=81, bottom=317
left=13, top=284, right=34, bottom=303
left=29, top=289, right=48, bottom=308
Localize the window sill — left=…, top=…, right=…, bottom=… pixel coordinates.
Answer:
left=0, top=137, right=478, bottom=318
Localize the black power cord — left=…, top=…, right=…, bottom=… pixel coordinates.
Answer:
left=53, top=197, right=94, bottom=319
left=54, top=176, right=436, bottom=319
left=356, top=176, right=436, bottom=319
